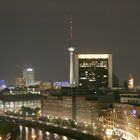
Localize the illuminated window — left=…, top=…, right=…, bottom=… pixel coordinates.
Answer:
left=80, top=77, right=87, bottom=80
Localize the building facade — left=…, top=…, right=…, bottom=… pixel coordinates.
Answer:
left=42, top=95, right=110, bottom=130
left=74, top=54, right=112, bottom=88
left=105, top=103, right=140, bottom=140
left=0, top=94, right=41, bottom=112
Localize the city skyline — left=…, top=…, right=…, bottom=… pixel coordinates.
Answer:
left=0, top=1, right=140, bottom=85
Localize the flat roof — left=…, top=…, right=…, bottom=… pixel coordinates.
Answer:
left=77, top=54, right=110, bottom=59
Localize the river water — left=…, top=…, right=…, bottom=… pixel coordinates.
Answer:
left=19, top=125, right=75, bottom=140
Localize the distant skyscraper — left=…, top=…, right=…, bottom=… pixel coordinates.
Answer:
left=23, top=67, right=35, bottom=87
left=74, top=54, right=112, bottom=88
left=15, top=77, right=26, bottom=88
left=128, top=74, right=134, bottom=89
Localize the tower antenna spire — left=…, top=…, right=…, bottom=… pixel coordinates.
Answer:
left=69, top=14, right=73, bottom=45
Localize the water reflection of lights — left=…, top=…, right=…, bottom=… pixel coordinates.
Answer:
left=31, top=134, right=36, bottom=140
left=54, top=133, right=60, bottom=139
left=38, top=130, right=43, bottom=140
left=31, top=128, right=35, bottom=135
left=46, top=131, right=50, bottom=136
left=62, top=136, right=68, bottom=140
left=25, top=127, right=29, bottom=140
left=46, top=131, right=50, bottom=139
left=19, top=125, right=23, bottom=140
left=19, top=126, right=73, bottom=140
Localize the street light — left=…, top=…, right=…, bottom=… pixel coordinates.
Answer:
left=0, top=136, right=2, bottom=140
left=31, top=134, right=36, bottom=140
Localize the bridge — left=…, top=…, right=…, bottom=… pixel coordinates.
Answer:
left=0, top=115, right=102, bottom=140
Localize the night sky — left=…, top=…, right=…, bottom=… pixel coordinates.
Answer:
left=0, top=1, right=140, bottom=85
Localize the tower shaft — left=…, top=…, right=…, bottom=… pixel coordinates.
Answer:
left=69, top=51, right=74, bottom=87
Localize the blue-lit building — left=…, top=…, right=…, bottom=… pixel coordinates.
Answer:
left=54, top=81, right=69, bottom=88
left=0, top=80, right=7, bottom=90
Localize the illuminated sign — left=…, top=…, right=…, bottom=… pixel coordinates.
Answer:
left=78, top=54, right=109, bottom=59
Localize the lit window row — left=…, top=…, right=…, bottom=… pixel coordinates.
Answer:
left=79, top=61, right=108, bottom=68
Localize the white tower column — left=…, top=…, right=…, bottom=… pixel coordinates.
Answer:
left=68, top=47, right=75, bottom=87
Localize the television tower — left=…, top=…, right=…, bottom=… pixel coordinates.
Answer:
left=68, top=14, right=75, bottom=87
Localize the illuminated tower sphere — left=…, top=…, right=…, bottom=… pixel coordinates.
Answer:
left=23, top=67, right=35, bottom=87
left=68, top=47, right=75, bottom=87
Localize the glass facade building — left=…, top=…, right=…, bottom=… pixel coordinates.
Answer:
left=23, top=68, right=35, bottom=87
left=74, top=54, right=112, bottom=88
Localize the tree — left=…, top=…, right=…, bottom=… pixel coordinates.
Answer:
left=21, top=106, right=33, bottom=116
left=34, top=107, right=41, bottom=116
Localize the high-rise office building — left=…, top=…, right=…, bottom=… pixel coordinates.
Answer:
left=74, top=54, right=112, bottom=88
left=23, top=67, right=35, bottom=87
